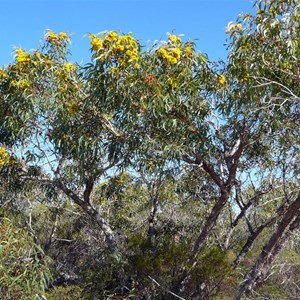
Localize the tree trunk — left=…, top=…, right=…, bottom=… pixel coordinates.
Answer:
left=234, top=200, right=287, bottom=267
left=234, top=225, right=266, bottom=268
left=191, top=190, right=229, bottom=258
left=148, top=195, right=158, bottom=246
left=55, top=180, right=117, bottom=249
left=172, top=190, right=229, bottom=294
left=174, top=133, right=245, bottom=295
left=235, top=192, right=300, bottom=300
left=224, top=191, right=266, bottom=250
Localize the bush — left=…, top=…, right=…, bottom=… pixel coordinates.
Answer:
left=0, top=216, right=52, bottom=300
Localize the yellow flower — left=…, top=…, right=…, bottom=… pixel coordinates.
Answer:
left=105, top=31, right=118, bottom=42
left=198, top=54, right=207, bottom=64
left=56, top=70, right=67, bottom=81
left=11, top=79, right=30, bottom=89
left=185, top=46, right=194, bottom=56
left=18, top=79, right=30, bottom=89
left=64, top=62, right=76, bottom=73
left=59, top=32, right=68, bottom=39
left=168, top=77, right=178, bottom=88
left=46, top=31, right=59, bottom=43
left=116, top=38, right=125, bottom=46
left=93, top=32, right=140, bottom=68
left=58, top=86, right=67, bottom=93
left=110, top=67, right=120, bottom=75
left=90, top=37, right=103, bottom=51
left=15, top=49, right=31, bottom=64
left=157, top=47, right=168, bottom=57
left=226, top=23, right=242, bottom=34
left=0, top=69, right=8, bottom=81
left=119, top=35, right=131, bottom=43
left=110, top=31, right=118, bottom=38
left=0, top=147, right=8, bottom=157
left=0, top=147, right=9, bottom=166
left=134, top=63, right=140, bottom=69
left=113, top=44, right=125, bottom=51
left=241, top=72, right=250, bottom=82
left=157, top=47, right=179, bottom=65
left=218, top=75, right=226, bottom=85
left=129, top=55, right=139, bottom=62
left=33, top=51, right=41, bottom=58
left=68, top=103, right=79, bottom=114
left=168, top=35, right=181, bottom=44
left=11, top=80, right=18, bottom=87
left=169, top=57, right=178, bottom=65
left=172, top=47, right=181, bottom=58
left=281, top=62, right=292, bottom=70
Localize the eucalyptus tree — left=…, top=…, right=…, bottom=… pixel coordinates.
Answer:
left=0, top=0, right=299, bottom=298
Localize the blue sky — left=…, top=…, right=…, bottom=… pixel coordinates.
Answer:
left=1, top=0, right=254, bottom=66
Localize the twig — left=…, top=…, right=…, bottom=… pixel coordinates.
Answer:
left=147, top=275, right=187, bottom=300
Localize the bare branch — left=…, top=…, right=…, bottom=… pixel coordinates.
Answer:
left=147, top=275, right=187, bottom=300
left=252, top=76, right=299, bottom=100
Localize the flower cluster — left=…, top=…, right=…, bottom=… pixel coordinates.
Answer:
left=156, top=35, right=195, bottom=65
left=168, top=35, right=182, bottom=45
left=57, top=86, right=67, bottom=93
left=90, top=36, right=103, bottom=51
left=218, top=75, right=226, bottom=85
left=105, top=31, right=118, bottom=43
left=110, top=67, right=120, bottom=76
left=240, top=72, right=250, bottom=82
left=168, top=77, right=178, bottom=88
left=157, top=46, right=182, bottom=65
left=58, top=32, right=68, bottom=39
left=68, top=103, right=79, bottom=114
left=0, top=68, right=8, bottom=82
left=226, top=23, right=242, bottom=34
left=15, top=49, right=31, bottom=64
left=89, top=31, right=140, bottom=69
left=56, top=64, right=75, bottom=81
left=55, top=62, right=78, bottom=96
left=0, top=147, right=12, bottom=166
left=185, top=45, right=194, bottom=56
left=11, top=79, right=30, bottom=90
left=46, top=31, right=69, bottom=44
left=64, top=62, right=76, bottom=73
left=56, top=69, right=68, bottom=82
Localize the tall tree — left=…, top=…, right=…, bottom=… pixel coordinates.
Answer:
left=0, top=1, right=299, bottom=297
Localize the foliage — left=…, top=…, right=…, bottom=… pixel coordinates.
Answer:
left=0, top=213, right=52, bottom=299
left=0, top=0, right=299, bottom=299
